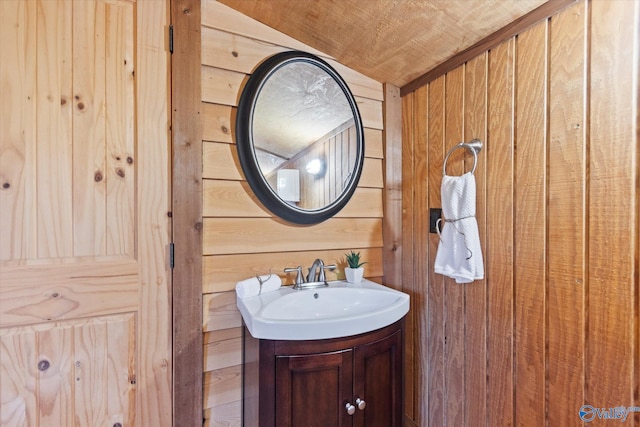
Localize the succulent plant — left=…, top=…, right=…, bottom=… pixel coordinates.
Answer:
left=345, top=251, right=366, bottom=269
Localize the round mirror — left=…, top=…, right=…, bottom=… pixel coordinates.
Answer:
left=236, top=51, right=365, bottom=225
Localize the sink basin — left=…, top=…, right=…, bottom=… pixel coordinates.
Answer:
left=237, top=279, right=410, bottom=340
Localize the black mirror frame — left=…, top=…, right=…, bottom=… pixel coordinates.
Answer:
left=235, top=51, right=365, bottom=225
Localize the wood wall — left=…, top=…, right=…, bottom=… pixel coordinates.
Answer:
left=200, top=2, right=385, bottom=425
left=401, top=1, right=639, bottom=426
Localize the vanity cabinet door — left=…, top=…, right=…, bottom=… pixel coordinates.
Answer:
left=353, top=330, right=403, bottom=427
left=275, top=349, right=354, bottom=427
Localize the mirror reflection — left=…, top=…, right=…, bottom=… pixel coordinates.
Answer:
left=253, top=61, right=359, bottom=210
left=236, top=51, right=364, bottom=225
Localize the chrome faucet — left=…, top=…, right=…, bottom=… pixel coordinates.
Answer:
left=284, top=259, right=336, bottom=290
left=307, top=258, right=325, bottom=283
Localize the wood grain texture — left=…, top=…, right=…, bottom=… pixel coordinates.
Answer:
left=462, top=52, right=487, bottom=427
left=427, top=76, right=445, bottom=427
left=217, top=0, right=551, bottom=88
left=400, top=0, right=576, bottom=94
left=203, top=141, right=383, bottom=190
left=203, top=292, right=242, bottom=333
left=0, top=315, right=135, bottom=427
left=203, top=0, right=385, bottom=102
left=204, top=365, right=242, bottom=410
left=198, top=6, right=387, bottom=423
left=401, top=2, right=638, bottom=426
left=0, top=261, right=138, bottom=327
left=514, top=21, right=547, bottom=427
left=72, top=0, right=107, bottom=257
left=200, top=24, right=382, bottom=102
left=0, top=0, right=37, bottom=261
left=485, top=38, right=515, bottom=427
left=203, top=181, right=382, bottom=219
left=203, top=218, right=383, bottom=256
left=172, top=0, right=204, bottom=425
left=412, top=84, right=429, bottom=425
left=203, top=248, right=384, bottom=293
left=547, top=2, right=586, bottom=424
left=136, top=0, right=173, bottom=423
left=443, top=66, right=466, bottom=427
left=105, top=1, right=135, bottom=257
left=587, top=0, right=637, bottom=410
left=36, top=0, right=73, bottom=259
left=204, top=328, right=242, bottom=372
left=400, top=92, right=416, bottom=422
left=201, top=64, right=382, bottom=127
left=1, top=1, right=172, bottom=426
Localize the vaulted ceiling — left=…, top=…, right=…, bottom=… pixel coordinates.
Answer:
left=218, top=0, right=549, bottom=88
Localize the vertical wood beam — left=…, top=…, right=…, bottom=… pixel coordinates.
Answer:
left=400, top=92, right=416, bottom=423
left=171, top=0, right=203, bottom=425
left=382, top=83, right=403, bottom=289
left=412, top=84, right=429, bottom=425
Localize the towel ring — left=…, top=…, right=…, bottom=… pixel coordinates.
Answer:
left=442, top=139, right=483, bottom=176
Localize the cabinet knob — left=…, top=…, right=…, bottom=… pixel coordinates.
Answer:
left=345, top=403, right=356, bottom=415
left=355, top=397, right=366, bottom=410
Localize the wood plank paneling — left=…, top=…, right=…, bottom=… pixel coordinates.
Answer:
left=105, top=2, right=135, bottom=257
left=0, top=315, right=135, bottom=427
left=36, top=0, right=73, bottom=259
left=203, top=401, right=242, bottom=427
left=72, top=1, right=107, bottom=257
left=587, top=0, right=637, bottom=410
left=401, top=1, right=638, bottom=426
left=198, top=5, right=387, bottom=423
left=203, top=365, right=242, bottom=410
left=202, top=102, right=234, bottom=143
left=204, top=328, right=242, bottom=372
left=203, top=292, right=242, bottom=333
left=203, top=141, right=383, bottom=188
left=513, top=20, right=547, bottom=427
left=485, top=38, right=515, bottom=427
left=203, top=248, right=384, bottom=293
left=0, top=261, right=138, bottom=327
left=426, top=76, right=445, bottom=427
left=462, top=52, right=487, bottom=427
left=443, top=66, right=465, bottom=427
left=0, top=0, right=37, bottom=261
left=547, top=2, right=586, bottom=424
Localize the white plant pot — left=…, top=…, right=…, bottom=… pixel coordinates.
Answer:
left=345, top=267, right=364, bottom=284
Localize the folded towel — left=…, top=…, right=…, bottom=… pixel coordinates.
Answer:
left=434, top=172, right=484, bottom=283
left=235, top=274, right=282, bottom=298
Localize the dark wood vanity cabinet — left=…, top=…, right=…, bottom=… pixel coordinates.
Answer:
left=243, top=319, right=404, bottom=427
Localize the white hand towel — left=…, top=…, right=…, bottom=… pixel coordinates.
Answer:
left=434, top=172, right=484, bottom=284
left=235, top=274, right=282, bottom=298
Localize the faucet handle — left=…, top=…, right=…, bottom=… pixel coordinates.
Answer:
left=319, top=264, right=336, bottom=282
left=284, top=266, right=304, bottom=286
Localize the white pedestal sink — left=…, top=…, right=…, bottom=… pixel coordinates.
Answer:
left=237, top=279, right=410, bottom=340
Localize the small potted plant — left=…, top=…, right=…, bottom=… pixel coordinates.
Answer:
left=344, top=250, right=366, bottom=283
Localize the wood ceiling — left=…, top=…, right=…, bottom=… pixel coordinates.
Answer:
left=217, top=0, right=550, bottom=89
